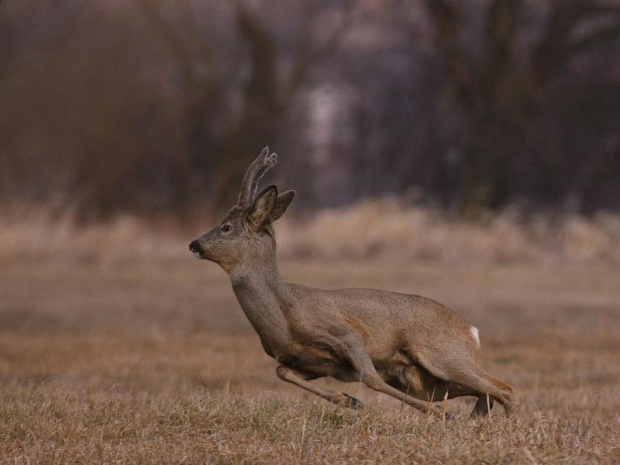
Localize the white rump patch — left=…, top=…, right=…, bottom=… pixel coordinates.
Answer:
left=470, top=326, right=481, bottom=349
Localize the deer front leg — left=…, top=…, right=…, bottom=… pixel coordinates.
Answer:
left=276, top=365, right=363, bottom=409
left=336, top=334, right=451, bottom=418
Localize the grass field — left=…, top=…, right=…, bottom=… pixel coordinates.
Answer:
left=1, top=258, right=619, bottom=464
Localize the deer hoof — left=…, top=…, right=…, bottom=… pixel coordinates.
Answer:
left=342, top=393, right=363, bottom=410
left=431, top=406, right=456, bottom=420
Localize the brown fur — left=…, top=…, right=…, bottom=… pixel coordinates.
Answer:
left=189, top=148, right=517, bottom=418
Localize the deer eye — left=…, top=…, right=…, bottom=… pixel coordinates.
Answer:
left=221, top=224, right=232, bottom=233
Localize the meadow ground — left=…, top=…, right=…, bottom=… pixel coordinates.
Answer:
left=1, top=256, right=619, bottom=464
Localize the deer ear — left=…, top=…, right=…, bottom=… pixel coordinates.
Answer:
left=270, top=190, right=295, bottom=222
left=249, top=185, right=278, bottom=227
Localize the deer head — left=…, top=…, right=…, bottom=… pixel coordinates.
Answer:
left=189, top=147, right=295, bottom=272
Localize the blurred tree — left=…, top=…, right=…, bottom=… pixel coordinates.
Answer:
left=1, top=0, right=619, bottom=219
left=0, top=1, right=172, bottom=219
left=135, top=0, right=359, bottom=212
left=422, top=0, right=620, bottom=216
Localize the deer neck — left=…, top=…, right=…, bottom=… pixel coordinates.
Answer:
left=228, top=257, right=294, bottom=356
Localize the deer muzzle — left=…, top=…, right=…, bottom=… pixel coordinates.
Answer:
left=189, top=240, right=203, bottom=259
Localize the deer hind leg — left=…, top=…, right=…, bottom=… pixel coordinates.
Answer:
left=475, top=370, right=517, bottom=415
left=447, top=368, right=516, bottom=416
left=425, top=382, right=497, bottom=417
left=393, top=364, right=474, bottom=401
left=337, top=335, right=449, bottom=417
left=392, top=366, right=493, bottom=417
left=471, top=394, right=495, bottom=417
left=276, top=365, right=363, bottom=409
left=414, top=354, right=517, bottom=416
left=409, top=368, right=497, bottom=418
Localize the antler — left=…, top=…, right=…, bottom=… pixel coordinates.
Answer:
left=236, top=146, right=278, bottom=208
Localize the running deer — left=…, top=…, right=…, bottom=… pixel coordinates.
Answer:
left=189, top=147, right=517, bottom=418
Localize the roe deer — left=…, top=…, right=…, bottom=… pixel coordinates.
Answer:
left=189, top=147, right=517, bottom=418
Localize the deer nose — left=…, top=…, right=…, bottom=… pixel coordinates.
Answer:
left=189, top=240, right=201, bottom=252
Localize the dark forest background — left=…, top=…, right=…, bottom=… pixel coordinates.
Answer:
left=2, top=0, right=620, bottom=221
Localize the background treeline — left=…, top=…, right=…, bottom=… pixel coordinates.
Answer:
left=1, top=0, right=620, bottom=221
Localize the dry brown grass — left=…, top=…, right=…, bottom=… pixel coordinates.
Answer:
left=1, top=253, right=619, bottom=463
left=2, top=199, right=620, bottom=266
left=1, top=204, right=620, bottom=462
left=277, top=199, right=620, bottom=265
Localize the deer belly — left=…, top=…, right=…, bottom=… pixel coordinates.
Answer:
left=280, top=346, right=359, bottom=382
